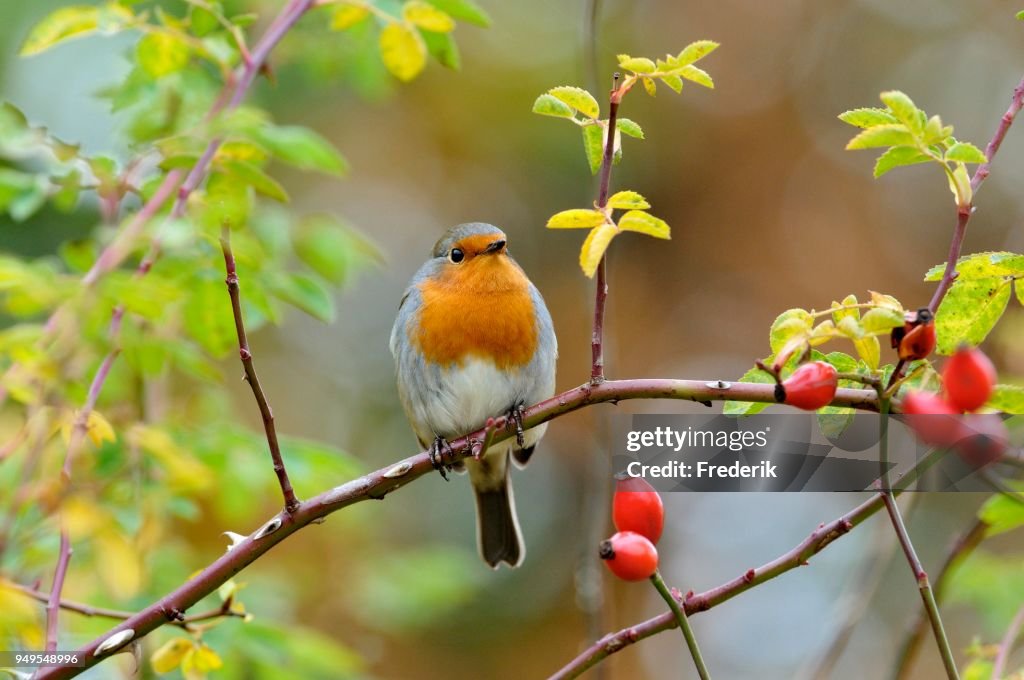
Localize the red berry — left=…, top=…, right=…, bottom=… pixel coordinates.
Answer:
left=891, top=308, right=935, bottom=361
left=943, top=346, right=997, bottom=413
left=613, top=476, right=664, bottom=544
left=954, top=414, right=1009, bottom=468
left=900, top=390, right=963, bottom=447
left=599, top=531, right=659, bottom=581
left=779, top=361, right=838, bottom=410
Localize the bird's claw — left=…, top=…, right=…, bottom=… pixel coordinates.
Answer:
left=506, top=403, right=526, bottom=448
left=429, top=436, right=454, bottom=481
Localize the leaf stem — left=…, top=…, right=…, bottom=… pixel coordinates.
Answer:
left=650, top=570, right=711, bottom=679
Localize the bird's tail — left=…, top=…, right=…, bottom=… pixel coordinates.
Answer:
left=473, top=453, right=524, bottom=568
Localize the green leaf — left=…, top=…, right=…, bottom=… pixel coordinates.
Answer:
left=934, top=278, right=1013, bottom=354
left=861, top=306, right=905, bottom=333
left=924, top=252, right=1024, bottom=281
left=987, top=385, right=1024, bottom=414
left=548, top=86, right=600, bottom=119
left=879, top=91, right=920, bottom=133
left=183, top=276, right=235, bottom=358
left=618, top=210, right=670, bottom=239
left=136, top=31, right=190, bottom=77
left=838, top=108, right=899, bottom=129
left=845, top=124, right=914, bottom=150
left=617, top=55, right=656, bottom=74
left=403, top=1, right=455, bottom=32
left=616, top=118, right=644, bottom=139
left=269, top=272, right=336, bottom=323
left=424, top=0, right=491, bottom=27
left=200, top=171, right=250, bottom=229
left=532, top=94, right=575, bottom=119
left=607, top=190, right=649, bottom=210
left=873, top=146, right=931, bottom=178
left=979, top=492, right=1024, bottom=536
left=769, top=309, right=813, bottom=354
left=189, top=3, right=220, bottom=36
left=252, top=125, right=348, bottom=176
left=330, top=3, right=370, bottom=30
left=579, top=224, right=618, bottom=278
left=379, top=21, right=427, bottom=82
left=945, top=141, right=988, bottom=164
left=582, top=124, right=603, bottom=175
left=723, top=366, right=774, bottom=416
left=21, top=5, right=103, bottom=56
left=661, top=74, right=683, bottom=93
left=421, top=29, right=460, bottom=70
left=220, top=160, right=289, bottom=203
left=293, top=216, right=380, bottom=285
left=677, top=40, right=719, bottom=66
left=546, top=208, right=606, bottom=229
left=679, top=65, right=714, bottom=89
left=853, top=335, right=880, bottom=369
left=1017, top=9, right=1024, bottom=19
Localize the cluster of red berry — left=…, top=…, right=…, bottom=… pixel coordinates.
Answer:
left=901, top=346, right=1007, bottom=467
left=599, top=476, right=665, bottom=581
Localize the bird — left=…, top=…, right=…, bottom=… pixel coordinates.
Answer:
left=390, top=222, right=557, bottom=568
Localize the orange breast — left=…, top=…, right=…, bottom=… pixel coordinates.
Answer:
left=413, top=256, right=538, bottom=369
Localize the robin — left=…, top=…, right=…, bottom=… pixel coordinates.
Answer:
left=390, top=223, right=558, bottom=568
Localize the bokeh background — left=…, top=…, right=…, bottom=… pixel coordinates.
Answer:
left=2, top=0, right=1024, bottom=678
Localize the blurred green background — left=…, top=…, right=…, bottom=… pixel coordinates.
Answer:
left=2, top=0, right=1024, bottom=678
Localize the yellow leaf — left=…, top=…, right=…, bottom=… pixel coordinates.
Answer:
left=182, top=643, right=222, bottom=679
left=546, top=209, right=606, bottom=229
left=20, top=6, right=100, bottom=56
left=379, top=22, right=426, bottom=82
left=86, top=410, right=116, bottom=446
left=63, top=495, right=109, bottom=540
left=96, top=531, right=143, bottom=598
left=402, top=1, right=455, bottom=32
left=330, top=3, right=369, bottom=30
left=579, top=224, right=618, bottom=278
left=680, top=64, right=714, bottom=89
left=151, top=637, right=192, bottom=674
left=130, top=425, right=211, bottom=492
left=607, top=191, right=650, bottom=210
left=854, top=335, right=881, bottom=370
left=617, top=210, right=670, bottom=239
left=136, top=30, right=191, bottom=77
left=642, top=77, right=657, bottom=97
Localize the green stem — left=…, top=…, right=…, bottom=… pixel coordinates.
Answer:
left=650, top=570, right=711, bottom=680
left=877, top=393, right=960, bottom=680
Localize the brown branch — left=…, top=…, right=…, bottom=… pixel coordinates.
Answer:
left=44, top=529, right=72, bottom=652
left=590, top=75, right=621, bottom=383
left=928, top=74, right=1024, bottom=313
left=893, top=518, right=989, bottom=680
left=220, top=227, right=298, bottom=512
left=35, top=378, right=880, bottom=678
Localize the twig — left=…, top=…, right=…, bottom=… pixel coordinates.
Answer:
left=650, top=571, right=711, bottom=680
left=893, top=519, right=987, bottom=680
left=6, top=580, right=246, bottom=629
left=928, top=75, right=1024, bottom=313
left=878, top=394, right=959, bottom=679
left=991, top=601, right=1024, bottom=680
left=44, top=529, right=72, bottom=652
left=36, top=377, right=880, bottom=679
left=590, top=73, right=622, bottom=383
left=220, top=227, right=298, bottom=512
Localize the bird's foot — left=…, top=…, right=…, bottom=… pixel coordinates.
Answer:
left=429, top=436, right=455, bottom=481
left=505, top=402, right=526, bottom=448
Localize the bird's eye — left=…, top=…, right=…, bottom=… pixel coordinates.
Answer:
left=449, top=248, right=465, bottom=263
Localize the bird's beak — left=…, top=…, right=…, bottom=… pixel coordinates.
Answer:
left=483, top=239, right=507, bottom=254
